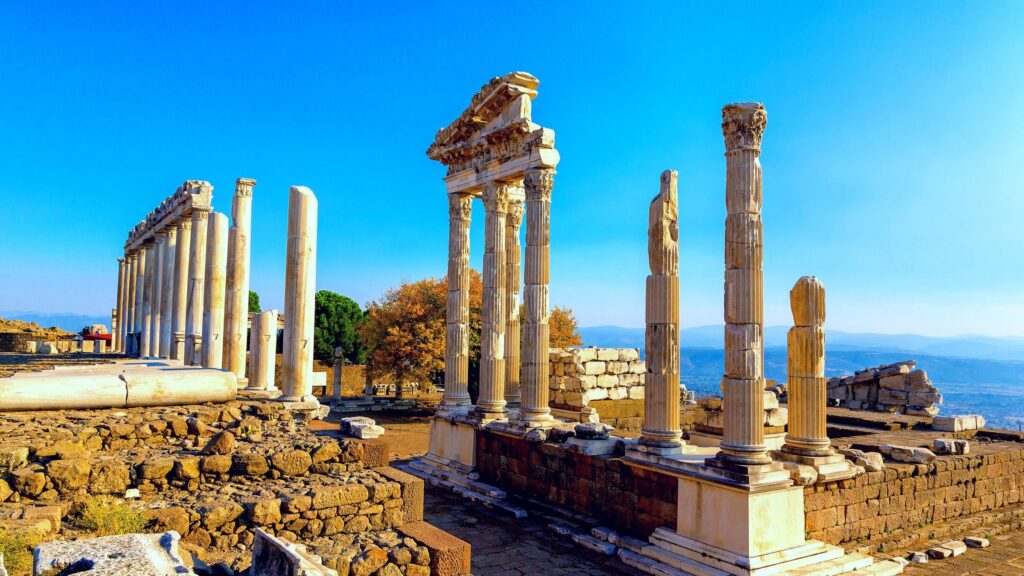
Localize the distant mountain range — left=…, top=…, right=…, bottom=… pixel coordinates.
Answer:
left=580, top=325, right=1024, bottom=362
left=1, top=311, right=111, bottom=334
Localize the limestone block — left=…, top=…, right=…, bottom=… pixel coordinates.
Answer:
left=340, top=417, right=385, bottom=439
left=577, top=348, right=598, bottom=362
left=881, top=444, right=936, bottom=464
left=629, top=362, right=645, bottom=374
left=910, top=552, right=928, bottom=563
left=965, top=536, right=990, bottom=548
left=609, top=387, right=627, bottom=400
left=906, top=406, right=940, bottom=417
left=251, top=528, right=335, bottom=576
left=620, top=373, right=640, bottom=386
left=33, top=532, right=191, bottom=575
left=628, top=386, right=645, bottom=400
left=846, top=400, right=864, bottom=410
left=856, top=452, right=884, bottom=472
left=907, top=369, right=929, bottom=384
left=939, top=540, right=967, bottom=557
left=597, top=349, right=620, bottom=361
left=554, top=391, right=564, bottom=404
left=583, top=361, right=606, bottom=375
left=584, top=388, right=608, bottom=403
left=619, top=349, right=640, bottom=362
left=878, top=389, right=907, bottom=405
left=597, top=375, right=618, bottom=389
left=764, top=407, right=787, bottom=427
left=763, top=390, right=779, bottom=410
left=879, top=375, right=907, bottom=391
left=909, top=391, right=942, bottom=406
left=907, top=379, right=936, bottom=393
left=564, top=392, right=583, bottom=406
left=698, top=396, right=723, bottom=410
left=606, top=362, right=628, bottom=375
left=579, top=376, right=597, bottom=390
left=926, top=547, right=951, bottom=560
left=564, top=376, right=581, bottom=392
left=852, top=384, right=871, bottom=401
left=933, top=414, right=985, bottom=432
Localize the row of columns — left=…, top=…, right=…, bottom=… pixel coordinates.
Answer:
left=440, top=168, right=555, bottom=427
left=112, top=183, right=317, bottom=402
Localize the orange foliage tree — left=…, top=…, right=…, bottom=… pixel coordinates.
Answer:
left=549, top=305, right=583, bottom=348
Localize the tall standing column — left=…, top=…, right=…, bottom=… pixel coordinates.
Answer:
left=185, top=208, right=210, bottom=365
left=717, top=102, right=771, bottom=467
left=640, top=170, right=683, bottom=450
left=504, top=195, right=524, bottom=408
left=476, top=181, right=511, bottom=419
left=159, top=227, right=177, bottom=357
left=149, top=233, right=166, bottom=357
left=442, top=193, right=473, bottom=413
left=114, top=258, right=126, bottom=353
left=202, top=213, right=229, bottom=368
left=225, top=178, right=256, bottom=386
left=126, top=252, right=138, bottom=356
left=248, top=309, right=279, bottom=392
left=171, top=219, right=192, bottom=360
left=139, top=242, right=153, bottom=358
left=281, top=186, right=318, bottom=402
left=782, top=277, right=832, bottom=456
left=519, top=169, right=555, bottom=426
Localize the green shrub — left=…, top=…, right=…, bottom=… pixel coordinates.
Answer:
left=0, top=529, right=34, bottom=574
left=78, top=496, right=145, bottom=536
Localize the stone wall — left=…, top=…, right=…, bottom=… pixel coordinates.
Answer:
left=805, top=445, right=1024, bottom=550
left=549, top=347, right=645, bottom=409
left=827, top=361, right=942, bottom=416
left=475, top=429, right=677, bottom=537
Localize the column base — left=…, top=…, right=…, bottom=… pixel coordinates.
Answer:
left=236, top=376, right=249, bottom=389
left=775, top=449, right=861, bottom=483
left=425, top=413, right=479, bottom=470
left=702, top=455, right=791, bottom=487
left=240, top=387, right=280, bottom=399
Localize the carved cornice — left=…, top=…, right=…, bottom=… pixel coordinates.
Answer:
left=125, top=180, right=213, bottom=251
left=524, top=169, right=554, bottom=202
left=722, top=102, right=767, bottom=152
left=428, top=72, right=538, bottom=156
left=448, top=193, right=473, bottom=221
left=482, top=181, right=514, bottom=214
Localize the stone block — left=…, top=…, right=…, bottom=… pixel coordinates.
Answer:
left=33, top=532, right=191, bottom=575
left=906, top=369, right=929, bottom=384
left=939, top=540, right=967, bottom=557
left=584, top=388, right=608, bottom=403
left=763, top=390, right=779, bottom=410
left=398, top=521, right=471, bottom=576
left=375, top=466, right=424, bottom=523
left=879, top=375, right=907, bottom=391
left=933, top=414, right=985, bottom=432
left=596, top=375, right=618, bottom=389
left=576, top=348, right=597, bottom=362
left=878, top=389, right=907, bottom=405
left=251, top=528, right=335, bottom=576
left=584, top=361, right=606, bottom=375
left=619, top=349, right=640, bottom=362
left=964, top=536, right=990, bottom=548
left=906, top=406, right=939, bottom=417
left=606, top=362, right=628, bottom=375
left=596, top=349, right=619, bottom=361
left=608, top=387, right=627, bottom=400
left=764, top=407, right=787, bottom=427
left=628, top=386, right=644, bottom=400
left=881, top=444, right=936, bottom=464
left=909, top=391, right=942, bottom=406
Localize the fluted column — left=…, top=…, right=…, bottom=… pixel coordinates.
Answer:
left=519, top=169, right=555, bottom=426
left=641, top=170, right=683, bottom=449
left=159, top=227, right=177, bottom=358
left=149, top=233, right=166, bottom=357
left=782, top=277, right=832, bottom=456
left=281, top=186, right=318, bottom=402
left=248, top=309, right=279, bottom=392
left=126, top=252, right=138, bottom=356
left=718, top=102, right=771, bottom=467
left=504, top=194, right=524, bottom=408
left=114, top=258, right=126, bottom=353
left=202, top=213, right=229, bottom=368
left=171, top=219, right=192, bottom=360
left=476, top=181, right=513, bottom=419
left=442, top=192, right=473, bottom=413
left=225, top=178, right=256, bottom=386
left=185, top=208, right=210, bottom=365
left=139, top=242, right=153, bottom=358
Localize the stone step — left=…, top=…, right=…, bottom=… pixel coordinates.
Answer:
left=618, top=548, right=731, bottom=576
left=837, top=560, right=904, bottom=576
left=648, top=529, right=847, bottom=576
left=637, top=544, right=734, bottom=576
left=398, top=462, right=527, bottom=519
left=779, top=553, right=876, bottom=576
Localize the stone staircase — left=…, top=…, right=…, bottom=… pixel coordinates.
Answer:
left=399, top=458, right=528, bottom=519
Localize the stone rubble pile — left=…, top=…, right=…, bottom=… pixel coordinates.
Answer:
left=826, top=360, right=942, bottom=416
left=548, top=348, right=646, bottom=408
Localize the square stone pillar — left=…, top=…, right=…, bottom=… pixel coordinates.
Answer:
left=202, top=212, right=229, bottom=368
left=225, top=178, right=255, bottom=386
left=504, top=194, right=524, bottom=408
left=280, top=186, right=318, bottom=403
left=441, top=192, right=473, bottom=414
left=171, top=218, right=191, bottom=360
left=518, top=169, right=555, bottom=427
left=185, top=208, right=210, bottom=365
left=476, top=181, right=513, bottom=420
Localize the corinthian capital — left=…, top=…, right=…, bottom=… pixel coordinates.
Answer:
left=235, top=178, right=256, bottom=197
left=482, top=181, right=513, bottom=214
left=524, top=168, right=554, bottom=202
left=507, top=197, right=525, bottom=228
left=722, top=102, right=767, bottom=152
left=448, top=193, right=472, bottom=221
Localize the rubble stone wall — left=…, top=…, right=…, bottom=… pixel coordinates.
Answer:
left=475, top=429, right=677, bottom=537
left=805, top=447, right=1024, bottom=549
left=827, top=360, right=942, bottom=416
left=549, top=347, right=645, bottom=409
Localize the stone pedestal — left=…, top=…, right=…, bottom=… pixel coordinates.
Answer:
left=201, top=212, right=228, bottom=369
left=280, top=186, right=318, bottom=403
left=225, top=178, right=255, bottom=387
left=185, top=208, right=210, bottom=365
left=171, top=219, right=191, bottom=360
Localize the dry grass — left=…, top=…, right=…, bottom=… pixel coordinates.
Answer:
left=0, top=529, right=34, bottom=575
left=78, top=496, right=145, bottom=536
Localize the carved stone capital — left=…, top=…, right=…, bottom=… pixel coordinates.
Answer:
left=235, top=178, right=256, bottom=197
left=507, top=197, right=525, bottom=228
left=482, top=181, right=514, bottom=214
left=649, top=170, right=679, bottom=276
left=179, top=218, right=192, bottom=233
left=524, top=169, right=554, bottom=202
left=722, top=102, right=767, bottom=152
left=448, top=193, right=473, bottom=221
left=192, top=208, right=211, bottom=222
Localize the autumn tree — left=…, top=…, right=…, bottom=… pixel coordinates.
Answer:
left=549, top=305, right=583, bottom=348
left=360, top=271, right=482, bottom=398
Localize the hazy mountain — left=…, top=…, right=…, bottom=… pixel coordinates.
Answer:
left=1, top=311, right=110, bottom=334
left=580, top=325, right=1024, bottom=362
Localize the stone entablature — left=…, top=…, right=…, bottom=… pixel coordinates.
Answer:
left=124, top=180, right=213, bottom=252
left=548, top=347, right=645, bottom=409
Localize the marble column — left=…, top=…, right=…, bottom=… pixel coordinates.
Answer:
left=504, top=194, right=524, bottom=408
left=126, top=252, right=138, bottom=356
left=149, top=233, right=166, bottom=357
left=281, top=186, right=318, bottom=402
left=476, top=181, right=512, bottom=419
left=442, top=192, right=473, bottom=413
left=519, top=169, right=555, bottom=426
left=640, top=170, right=683, bottom=450
left=171, top=219, right=192, bottom=360
left=159, top=227, right=177, bottom=358
left=114, top=258, right=126, bottom=353
left=248, top=309, right=278, bottom=392
left=139, top=242, right=153, bottom=358
left=717, top=102, right=771, bottom=467
left=782, top=277, right=832, bottom=457
left=185, top=208, right=210, bottom=365
left=202, top=213, right=229, bottom=368
left=225, top=178, right=255, bottom=386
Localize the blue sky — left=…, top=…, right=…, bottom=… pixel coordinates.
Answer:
left=0, top=2, right=1021, bottom=337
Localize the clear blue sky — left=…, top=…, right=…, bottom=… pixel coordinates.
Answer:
left=1, top=2, right=1021, bottom=337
